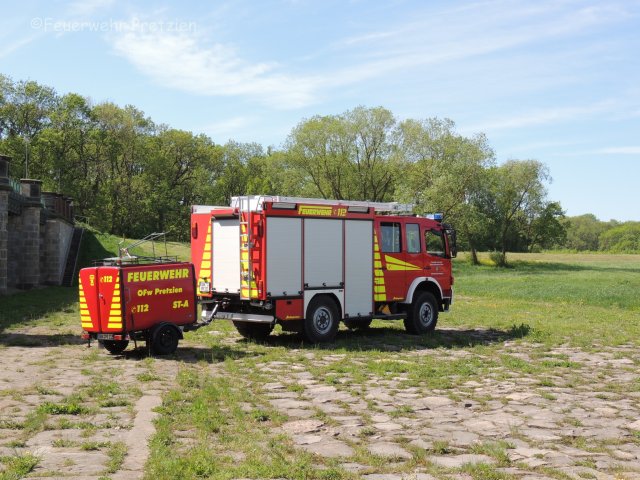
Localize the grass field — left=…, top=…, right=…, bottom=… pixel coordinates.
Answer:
left=1, top=248, right=639, bottom=480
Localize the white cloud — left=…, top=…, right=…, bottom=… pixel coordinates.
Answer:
left=595, top=147, right=640, bottom=155
left=109, top=19, right=320, bottom=109
left=0, top=33, right=41, bottom=59
left=329, top=0, right=632, bottom=86
left=106, top=1, right=636, bottom=111
left=462, top=101, right=616, bottom=133
left=67, top=0, right=115, bottom=17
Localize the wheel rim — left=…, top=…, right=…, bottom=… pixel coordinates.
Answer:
left=418, top=302, right=433, bottom=327
left=159, top=328, right=176, bottom=348
left=313, top=307, right=333, bottom=334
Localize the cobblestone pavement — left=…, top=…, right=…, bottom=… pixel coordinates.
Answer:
left=1, top=324, right=639, bottom=479
left=253, top=331, right=640, bottom=479
left=0, top=326, right=179, bottom=480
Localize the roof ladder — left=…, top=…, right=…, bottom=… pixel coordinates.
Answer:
left=238, top=196, right=254, bottom=300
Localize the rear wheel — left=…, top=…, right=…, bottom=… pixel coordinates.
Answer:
left=404, top=291, right=438, bottom=334
left=344, top=319, right=372, bottom=330
left=233, top=321, right=274, bottom=340
left=102, top=340, right=129, bottom=354
left=303, top=296, right=339, bottom=343
left=151, top=324, right=180, bottom=355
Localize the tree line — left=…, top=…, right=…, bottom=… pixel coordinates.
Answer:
left=1, top=75, right=637, bottom=261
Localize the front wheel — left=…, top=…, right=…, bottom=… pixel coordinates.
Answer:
left=102, top=340, right=129, bottom=354
left=303, top=296, right=339, bottom=343
left=151, top=324, right=180, bottom=355
left=404, top=291, right=438, bottom=334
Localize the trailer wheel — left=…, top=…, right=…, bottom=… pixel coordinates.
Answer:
left=151, top=324, right=180, bottom=355
left=233, top=321, right=274, bottom=340
left=101, top=340, right=129, bottom=354
left=404, top=291, right=438, bottom=334
left=344, top=319, right=372, bottom=330
left=303, top=296, right=339, bottom=343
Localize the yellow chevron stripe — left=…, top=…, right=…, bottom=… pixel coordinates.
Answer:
left=373, top=232, right=387, bottom=302
left=199, top=222, right=213, bottom=281
left=384, top=255, right=421, bottom=271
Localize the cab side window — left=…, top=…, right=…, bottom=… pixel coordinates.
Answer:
left=380, top=223, right=401, bottom=253
left=406, top=223, right=420, bottom=253
left=425, top=229, right=446, bottom=257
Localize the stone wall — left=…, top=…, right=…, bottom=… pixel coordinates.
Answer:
left=0, top=155, right=76, bottom=294
left=0, top=190, right=7, bottom=293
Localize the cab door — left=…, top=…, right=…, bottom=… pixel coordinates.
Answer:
left=423, top=225, right=451, bottom=293
left=404, top=222, right=426, bottom=288
left=376, top=220, right=405, bottom=301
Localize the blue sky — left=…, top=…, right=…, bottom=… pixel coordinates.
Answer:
left=2, top=0, right=639, bottom=221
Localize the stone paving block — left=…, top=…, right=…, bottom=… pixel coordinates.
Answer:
left=368, top=442, right=413, bottom=460
left=428, top=454, right=495, bottom=468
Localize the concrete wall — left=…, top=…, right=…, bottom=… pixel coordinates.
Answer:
left=44, top=219, right=75, bottom=284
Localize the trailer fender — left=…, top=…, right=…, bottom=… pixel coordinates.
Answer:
left=404, top=277, right=443, bottom=305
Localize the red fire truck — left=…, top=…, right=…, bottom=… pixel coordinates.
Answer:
left=191, top=196, right=456, bottom=343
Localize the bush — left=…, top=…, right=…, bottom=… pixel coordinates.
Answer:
left=599, top=222, right=640, bottom=253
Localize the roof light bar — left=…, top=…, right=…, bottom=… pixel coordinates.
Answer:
left=347, top=206, right=370, bottom=213
left=271, top=202, right=297, bottom=210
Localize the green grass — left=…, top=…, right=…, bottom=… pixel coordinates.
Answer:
left=0, top=453, right=39, bottom=480
left=1, top=244, right=639, bottom=479
left=77, top=227, right=191, bottom=268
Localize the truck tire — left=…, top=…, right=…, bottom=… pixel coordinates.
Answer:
left=151, top=324, right=180, bottom=355
left=404, top=291, right=438, bottom=335
left=233, top=321, right=273, bottom=340
left=102, top=340, right=129, bottom=354
left=303, top=296, right=339, bottom=343
left=344, top=319, right=372, bottom=330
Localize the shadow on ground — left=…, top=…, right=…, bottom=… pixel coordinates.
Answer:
left=240, top=323, right=531, bottom=353
left=114, top=343, right=254, bottom=364
left=0, top=332, right=85, bottom=347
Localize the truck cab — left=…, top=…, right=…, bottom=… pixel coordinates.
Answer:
left=374, top=215, right=454, bottom=312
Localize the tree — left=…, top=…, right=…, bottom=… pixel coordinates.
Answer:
left=396, top=118, right=495, bottom=264
left=521, top=201, right=566, bottom=252
left=599, top=222, right=640, bottom=252
left=0, top=76, right=58, bottom=178
left=564, top=214, right=610, bottom=251
left=285, top=106, right=401, bottom=201
left=143, top=129, right=223, bottom=239
left=483, top=160, right=553, bottom=266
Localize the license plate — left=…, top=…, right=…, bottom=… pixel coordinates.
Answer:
left=97, top=333, right=114, bottom=340
left=199, top=281, right=211, bottom=293
left=215, top=312, right=234, bottom=319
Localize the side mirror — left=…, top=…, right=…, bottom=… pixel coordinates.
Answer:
left=446, top=228, right=457, bottom=258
